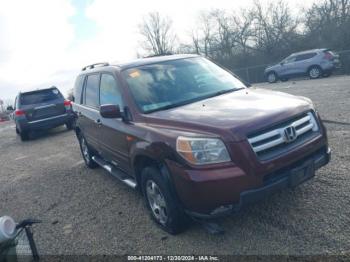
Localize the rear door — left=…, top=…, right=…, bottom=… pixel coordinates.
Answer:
left=294, top=53, right=317, bottom=75
left=78, top=74, right=101, bottom=150
left=19, top=88, right=66, bottom=122
left=98, top=73, right=130, bottom=173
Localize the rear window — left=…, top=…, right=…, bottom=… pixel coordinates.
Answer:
left=20, top=88, right=63, bottom=106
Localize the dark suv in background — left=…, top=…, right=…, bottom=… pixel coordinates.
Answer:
left=265, top=49, right=340, bottom=83
left=14, top=87, right=74, bottom=141
left=73, top=55, right=330, bottom=234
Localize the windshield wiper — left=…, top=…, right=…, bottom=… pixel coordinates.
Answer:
left=146, top=88, right=244, bottom=113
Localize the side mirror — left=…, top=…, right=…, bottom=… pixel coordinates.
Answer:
left=100, top=104, right=122, bottom=119
left=6, top=106, right=14, bottom=111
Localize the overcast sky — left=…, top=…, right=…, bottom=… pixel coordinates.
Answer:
left=0, top=0, right=313, bottom=102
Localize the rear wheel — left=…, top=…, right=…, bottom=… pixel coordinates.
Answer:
left=19, top=131, right=29, bottom=141
left=141, top=166, right=189, bottom=234
left=78, top=135, right=98, bottom=168
left=267, top=72, right=277, bottom=83
left=308, top=66, right=322, bottom=79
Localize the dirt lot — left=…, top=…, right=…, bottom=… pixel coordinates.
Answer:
left=0, top=76, right=349, bottom=256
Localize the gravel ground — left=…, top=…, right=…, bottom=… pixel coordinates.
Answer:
left=0, top=76, right=349, bottom=256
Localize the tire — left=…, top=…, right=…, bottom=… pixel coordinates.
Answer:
left=267, top=72, right=277, bottom=83
left=15, top=126, right=20, bottom=134
left=78, top=135, right=98, bottom=169
left=20, top=131, right=29, bottom=141
left=141, top=166, right=189, bottom=234
left=66, top=121, right=74, bottom=130
left=308, top=66, right=322, bottom=79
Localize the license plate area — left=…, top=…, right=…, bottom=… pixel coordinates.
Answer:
left=289, top=161, right=315, bottom=187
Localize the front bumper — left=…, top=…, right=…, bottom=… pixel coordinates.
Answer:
left=175, top=146, right=331, bottom=219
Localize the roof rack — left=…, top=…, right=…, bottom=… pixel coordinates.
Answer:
left=82, top=62, right=109, bottom=71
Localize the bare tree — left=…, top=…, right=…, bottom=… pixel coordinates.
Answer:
left=249, top=0, right=300, bottom=58
left=305, top=0, right=350, bottom=50
left=139, top=12, right=177, bottom=56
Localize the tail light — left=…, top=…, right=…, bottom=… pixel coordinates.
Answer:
left=64, top=100, right=72, bottom=110
left=15, top=109, right=25, bottom=116
left=324, top=52, right=333, bottom=60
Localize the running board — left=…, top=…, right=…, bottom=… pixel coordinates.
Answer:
left=92, top=156, right=137, bottom=189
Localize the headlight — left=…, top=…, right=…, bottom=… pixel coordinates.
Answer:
left=176, top=136, right=231, bottom=165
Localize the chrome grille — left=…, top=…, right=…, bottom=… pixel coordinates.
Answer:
left=248, top=112, right=319, bottom=159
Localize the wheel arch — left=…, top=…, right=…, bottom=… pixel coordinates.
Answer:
left=307, top=64, right=322, bottom=72
left=132, top=152, right=184, bottom=208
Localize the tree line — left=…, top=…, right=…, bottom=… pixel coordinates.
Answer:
left=138, top=0, right=350, bottom=77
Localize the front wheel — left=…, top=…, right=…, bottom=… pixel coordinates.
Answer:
left=66, top=120, right=74, bottom=130
left=308, top=66, right=322, bottom=79
left=141, top=167, right=189, bottom=234
left=267, top=72, right=277, bottom=83
left=78, top=135, right=98, bottom=168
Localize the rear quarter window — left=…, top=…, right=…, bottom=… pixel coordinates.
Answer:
left=20, top=88, right=63, bottom=106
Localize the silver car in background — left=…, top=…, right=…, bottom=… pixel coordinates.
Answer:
left=264, top=49, right=340, bottom=83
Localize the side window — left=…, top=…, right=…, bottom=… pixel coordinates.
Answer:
left=284, top=56, right=296, bottom=64
left=73, top=75, right=85, bottom=104
left=100, top=74, right=124, bottom=109
left=84, top=74, right=100, bottom=108
left=296, top=53, right=316, bottom=61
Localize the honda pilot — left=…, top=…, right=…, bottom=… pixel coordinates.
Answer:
left=73, top=55, right=330, bottom=234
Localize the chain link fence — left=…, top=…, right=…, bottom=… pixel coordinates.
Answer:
left=232, top=50, right=350, bottom=84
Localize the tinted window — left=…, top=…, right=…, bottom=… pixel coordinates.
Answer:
left=20, top=88, right=63, bottom=106
left=296, top=53, right=316, bottom=61
left=73, top=75, right=85, bottom=104
left=100, top=74, right=123, bottom=108
left=84, top=74, right=100, bottom=108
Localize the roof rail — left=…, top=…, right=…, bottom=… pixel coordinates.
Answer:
left=82, top=62, right=109, bottom=71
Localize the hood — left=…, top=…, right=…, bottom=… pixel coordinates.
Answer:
left=143, top=88, right=313, bottom=141
left=265, top=63, right=279, bottom=72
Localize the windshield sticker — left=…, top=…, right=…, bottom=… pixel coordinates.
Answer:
left=129, top=71, right=140, bottom=78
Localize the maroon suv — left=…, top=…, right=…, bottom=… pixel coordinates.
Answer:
left=73, top=55, right=330, bottom=234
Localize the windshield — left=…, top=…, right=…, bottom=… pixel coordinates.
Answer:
left=122, top=57, right=246, bottom=113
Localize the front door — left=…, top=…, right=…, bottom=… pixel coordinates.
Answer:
left=280, top=56, right=297, bottom=77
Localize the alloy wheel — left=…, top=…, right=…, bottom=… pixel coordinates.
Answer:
left=310, top=68, right=320, bottom=78
left=146, top=180, right=168, bottom=225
